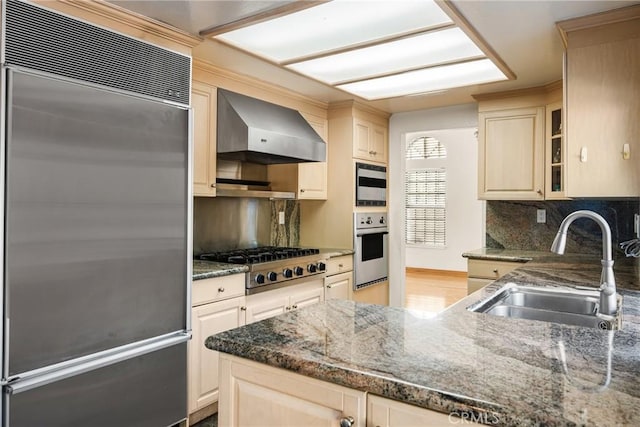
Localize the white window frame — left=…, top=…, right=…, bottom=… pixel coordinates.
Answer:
left=405, top=136, right=447, bottom=247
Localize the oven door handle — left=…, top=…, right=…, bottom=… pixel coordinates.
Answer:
left=356, top=231, right=389, bottom=237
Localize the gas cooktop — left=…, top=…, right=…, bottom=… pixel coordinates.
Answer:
left=197, top=246, right=321, bottom=265
left=197, top=246, right=326, bottom=295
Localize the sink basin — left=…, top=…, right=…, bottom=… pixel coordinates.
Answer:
left=467, top=283, right=622, bottom=330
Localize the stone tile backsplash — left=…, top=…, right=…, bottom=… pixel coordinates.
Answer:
left=486, top=199, right=640, bottom=256
left=270, top=200, right=300, bottom=247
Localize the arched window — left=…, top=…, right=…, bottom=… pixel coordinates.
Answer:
left=406, top=136, right=447, bottom=159
left=405, top=136, right=446, bottom=246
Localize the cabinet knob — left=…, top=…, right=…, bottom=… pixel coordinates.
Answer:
left=292, top=304, right=298, bottom=309
left=210, top=183, right=216, bottom=188
left=492, top=269, right=498, bottom=274
left=218, top=287, right=225, bottom=292
left=286, top=306, right=291, bottom=311
left=240, top=306, right=246, bottom=311
left=326, top=284, right=333, bottom=289
left=338, top=263, right=343, bottom=268
left=300, top=189, right=305, bottom=193
left=339, top=416, right=355, bottom=427
left=536, top=189, right=542, bottom=195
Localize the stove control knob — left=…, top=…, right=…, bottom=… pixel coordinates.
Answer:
left=366, top=217, right=373, bottom=224
left=307, top=264, right=317, bottom=273
left=379, top=217, right=385, bottom=224
left=255, top=273, right=265, bottom=284
left=294, top=266, right=304, bottom=276
left=283, top=268, right=293, bottom=278
left=316, top=262, right=326, bottom=271
left=267, top=271, right=278, bottom=281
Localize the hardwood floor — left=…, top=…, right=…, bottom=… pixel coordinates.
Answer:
left=404, top=268, right=467, bottom=316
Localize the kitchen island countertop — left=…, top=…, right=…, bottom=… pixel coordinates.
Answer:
left=207, top=253, right=640, bottom=426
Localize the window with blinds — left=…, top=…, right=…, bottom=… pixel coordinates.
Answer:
left=407, top=136, right=446, bottom=160
left=405, top=136, right=447, bottom=246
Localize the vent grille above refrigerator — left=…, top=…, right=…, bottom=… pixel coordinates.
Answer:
left=4, top=0, right=191, bottom=106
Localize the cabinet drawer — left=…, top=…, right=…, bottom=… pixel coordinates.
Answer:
left=326, top=255, right=353, bottom=276
left=192, top=274, right=245, bottom=306
left=467, top=259, right=521, bottom=280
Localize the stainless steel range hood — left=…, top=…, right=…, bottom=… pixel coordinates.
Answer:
left=217, top=89, right=326, bottom=165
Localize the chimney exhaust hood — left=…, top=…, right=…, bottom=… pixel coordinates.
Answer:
left=217, top=89, right=326, bottom=165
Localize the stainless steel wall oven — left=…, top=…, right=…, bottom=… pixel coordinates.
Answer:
left=353, top=212, right=388, bottom=290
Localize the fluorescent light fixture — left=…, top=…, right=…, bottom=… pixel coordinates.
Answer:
left=216, top=0, right=453, bottom=63
left=287, top=28, right=484, bottom=85
left=337, top=59, right=508, bottom=100
left=212, top=0, right=514, bottom=99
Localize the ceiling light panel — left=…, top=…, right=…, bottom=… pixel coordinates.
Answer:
left=287, top=28, right=484, bottom=85
left=215, top=0, right=453, bottom=63
left=337, top=58, right=508, bottom=100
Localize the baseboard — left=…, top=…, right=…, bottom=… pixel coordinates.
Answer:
left=405, top=267, right=467, bottom=277
left=188, top=402, right=218, bottom=426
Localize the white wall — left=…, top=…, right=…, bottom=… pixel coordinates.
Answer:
left=388, top=103, right=484, bottom=307
left=405, top=128, right=483, bottom=271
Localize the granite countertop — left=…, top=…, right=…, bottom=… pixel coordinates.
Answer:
left=462, top=247, right=550, bottom=262
left=207, top=254, right=640, bottom=426
left=192, top=260, right=248, bottom=281
left=320, top=247, right=354, bottom=258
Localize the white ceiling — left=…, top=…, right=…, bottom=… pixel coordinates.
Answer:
left=109, top=0, right=639, bottom=113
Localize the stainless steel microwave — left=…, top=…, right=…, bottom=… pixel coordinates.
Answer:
left=356, top=162, right=386, bottom=206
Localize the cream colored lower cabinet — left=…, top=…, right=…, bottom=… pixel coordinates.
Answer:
left=244, top=292, right=289, bottom=324
left=219, top=354, right=367, bottom=427
left=368, top=394, right=482, bottom=427
left=245, top=279, right=325, bottom=324
left=466, top=259, right=523, bottom=295
left=188, top=294, right=246, bottom=414
left=325, top=255, right=354, bottom=301
left=325, top=271, right=352, bottom=300
left=189, top=277, right=325, bottom=417
left=218, top=354, right=473, bottom=427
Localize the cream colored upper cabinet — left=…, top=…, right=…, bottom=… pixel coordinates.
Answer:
left=545, top=101, right=567, bottom=200
left=558, top=6, right=640, bottom=197
left=353, top=118, right=387, bottom=164
left=191, top=81, right=217, bottom=197
left=477, top=106, right=545, bottom=200
left=268, top=113, right=328, bottom=200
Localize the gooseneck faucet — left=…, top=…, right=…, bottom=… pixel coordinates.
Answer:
left=550, top=210, right=617, bottom=315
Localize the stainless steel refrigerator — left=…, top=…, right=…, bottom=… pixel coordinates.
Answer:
left=1, top=1, right=192, bottom=426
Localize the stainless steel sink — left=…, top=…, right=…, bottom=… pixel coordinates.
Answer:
left=467, top=283, right=622, bottom=330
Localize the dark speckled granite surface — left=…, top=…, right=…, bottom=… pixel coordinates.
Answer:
left=192, top=260, right=248, bottom=281
left=207, top=254, right=640, bottom=426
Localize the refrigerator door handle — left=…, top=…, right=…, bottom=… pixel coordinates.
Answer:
left=6, top=331, right=190, bottom=395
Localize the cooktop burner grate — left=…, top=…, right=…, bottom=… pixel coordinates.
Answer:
left=197, top=246, right=320, bottom=264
